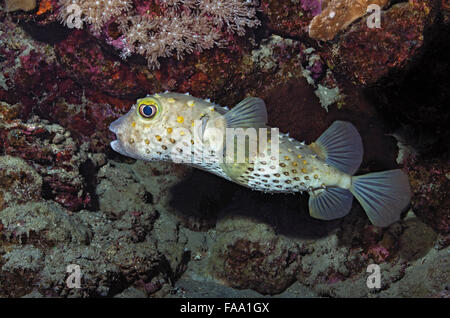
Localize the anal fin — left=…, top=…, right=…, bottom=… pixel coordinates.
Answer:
left=308, top=187, right=353, bottom=220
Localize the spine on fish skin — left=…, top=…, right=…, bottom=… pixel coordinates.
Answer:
left=309, top=121, right=411, bottom=227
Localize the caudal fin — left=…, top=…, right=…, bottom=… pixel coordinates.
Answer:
left=350, top=170, right=411, bottom=227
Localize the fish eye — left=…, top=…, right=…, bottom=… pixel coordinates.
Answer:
left=138, top=103, right=158, bottom=119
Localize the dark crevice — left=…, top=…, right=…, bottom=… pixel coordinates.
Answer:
left=79, top=159, right=99, bottom=211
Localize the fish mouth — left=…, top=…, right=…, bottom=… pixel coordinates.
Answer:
left=109, top=118, right=127, bottom=155
left=110, top=139, right=130, bottom=157
left=109, top=117, right=124, bottom=134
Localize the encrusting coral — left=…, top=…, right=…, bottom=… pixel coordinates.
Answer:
left=57, top=0, right=260, bottom=69
left=4, top=0, right=36, bottom=12
left=308, top=0, right=389, bottom=41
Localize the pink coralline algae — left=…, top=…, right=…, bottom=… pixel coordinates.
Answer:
left=407, top=156, right=450, bottom=235
left=0, top=115, right=91, bottom=211
left=300, top=0, right=324, bottom=17
left=260, top=0, right=324, bottom=38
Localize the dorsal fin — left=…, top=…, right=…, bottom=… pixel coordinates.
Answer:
left=223, top=97, right=267, bottom=129
left=311, top=121, right=363, bottom=175
left=220, top=97, right=268, bottom=182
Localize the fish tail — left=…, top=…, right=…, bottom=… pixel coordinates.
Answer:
left=308, top=121, right=411, bottom=227
left=349, top=170, right=411, bottom=227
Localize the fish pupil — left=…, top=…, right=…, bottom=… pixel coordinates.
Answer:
left=142, top=105, right=153, bottom=116
left=140, top=103, right=157, bottom=118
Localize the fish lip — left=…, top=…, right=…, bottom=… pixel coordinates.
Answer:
left=110, top=139, right=128, bottom=157
left=110, top=139, right=120, bottom=151
left=109, top=119, right=119, bottom=134
left=109, top=115, right=127, bottom=134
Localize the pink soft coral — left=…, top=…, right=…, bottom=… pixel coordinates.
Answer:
left=58, top=0, right=133, bottom=31
left=57, top=0, right=260, bottom=69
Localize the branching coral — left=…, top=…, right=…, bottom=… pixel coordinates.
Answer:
left=57, top=0, right=260, bottom=69
left=308, top=0, right=389, bottom=41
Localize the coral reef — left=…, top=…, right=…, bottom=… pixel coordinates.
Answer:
left=308, top=0, right=389, bottom=41
left=407, top=156, right=449, bottom=234
left=0, top=114, right=91, bottom=211
left=0, top=155, right=42, bottom=210
left=0, top=0, right=448, bottom=299
left=208, top=208, right=303, bottom=295
left=0, top=159, right=192, bottom=297
left=260, top=0, right=323, bottom=39
left=325, top=0, right=439, bottom=85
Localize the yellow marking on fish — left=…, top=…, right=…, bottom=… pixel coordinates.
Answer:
left=301, top=168, right=307, bottom=173
left=302, top=160, right=308, bottom=165
left=145, top=139, right=150, bottom=145
left=314, top=174, right=319, bottom=179
left=177, top=116, right=184, bottom=123
left=168, top=98, right=175, bottom=103
left=297, top=154, right=302, bottom=159
left=284, top=156, right=290, bottom=161
left=131, top=121, right=136, bottom=127
left=167, top=127, right=173, bottom=134
left=187, top=100, right=195, bottom=107
left=292, top=162, right=298, bottom=166
left=180, top=131, right=186, bottom=136
left=155, top=135, right=162, bottom=142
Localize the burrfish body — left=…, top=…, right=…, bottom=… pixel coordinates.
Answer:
left=110, top=92, right=411, bottom=227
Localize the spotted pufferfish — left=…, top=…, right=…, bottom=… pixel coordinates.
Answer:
left=110, top=92, right=411, bottom=227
